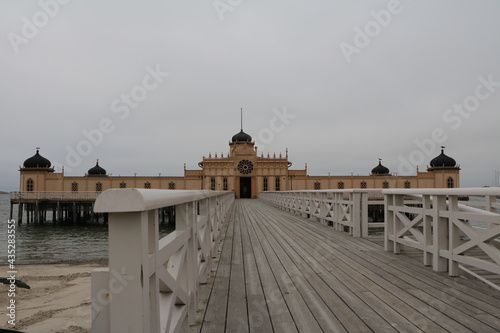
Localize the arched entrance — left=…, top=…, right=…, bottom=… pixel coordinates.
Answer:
left=239, top=177, right=252, bottom=198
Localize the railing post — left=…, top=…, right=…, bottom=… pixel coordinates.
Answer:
left=384, top=194, right=393, bottom=252
left=352, top=192, right=361, bottom=237
left=433, top=195, right=448, bottom=272
left=422, top=195, right=432, bottom=266
left=177, top=202, right=198, bottom=326
left=361, top=192, right=369, bottom=238
left=107, top=211, right=152, bottom=333
left=448, top=195, right=461, bottom=276
left=319, top=192, right=327, bottom=226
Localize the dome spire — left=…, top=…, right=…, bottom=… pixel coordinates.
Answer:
left=23, top=148, right=52, bottom=169
left=371, top=158, right=390, bottom=175
left=230, top=108, right=253, bottom=144
left=428, top=146, right=458, bottom=170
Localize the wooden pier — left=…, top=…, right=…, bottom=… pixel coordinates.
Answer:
left=89, top=188, right=500, bottom=332
left=194, top=199, right=500, bottom=332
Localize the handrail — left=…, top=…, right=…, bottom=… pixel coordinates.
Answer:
left=11, top=191, right=101, bottom=200
left=89, top=189, right=235, bottom=333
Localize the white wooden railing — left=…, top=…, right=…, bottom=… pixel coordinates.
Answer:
left=384, top=188, right=500, bottom=290
left=260, top=190, right=384, bottom=237
left=89, top=189, right=234, bottom=333
left=10, top=191, right=101, bottom=200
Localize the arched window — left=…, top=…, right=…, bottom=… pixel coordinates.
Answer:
left=404, top=181, right=411, bottom=189
left=26, top=179, right=34, bottom=192
left=447, top=177, right=454, bottom=188
left=96, top=182, right=102, bottom=192
left=360, top=181, right=367, bottom=189
left=314, top=182, right=321, bottom=190
left=383, top=181, right=389, bottom=189
left=223, top=177, right=228, bottom=191
left=211, top=177, right=216, bottom=191
left=144, top=182, right=151, bottom=189
left=338, top=181, right=344, bottom=189
left=169, top=182, right=176, bottom=190
left=263, top=177, right=268, bottom=192
left=120, top=182, right=126, bottom=188
left=275, top=177, right=281, bottom=191
left=72, top=182, right=78, bottom=192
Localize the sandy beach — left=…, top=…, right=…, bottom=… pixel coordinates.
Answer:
left=0, top=262, right=107, bottom=333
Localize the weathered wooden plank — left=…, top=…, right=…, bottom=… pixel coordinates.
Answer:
left=242, top=204, right=298, bottom=333
left=226, top=206, right=249, bottom=332
left=246, top=203, right=376, bottom=332
left=239, top=208, right=274, bottom=333
left=244, top=203, right=323, bottom=332
left=200, top=205, right=235, bottom=333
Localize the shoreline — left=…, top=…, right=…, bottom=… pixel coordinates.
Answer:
left=0, top=262, right=107, bottom=333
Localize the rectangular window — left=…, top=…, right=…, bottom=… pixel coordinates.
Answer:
left=447, top=177, right=454, bottom=188
left=223, top=177, right=228, bottom=191
left=120, top=182, right=127, bottom=188
left=144, top=182, right=151, bottom=189
left=275, top=177, right=280, bottom=191
left=314, top=182, right=321, bottom=190
left=169, top=182, right=176, bottom=190
left=211, top=177, right=216, bottom=191
left=96, top=183, right=102, bottom=192
left=26, top=179, right=34, bottom=192
left=263, top=177, right=268, bottom=191
left=72, top=182, right=78, bottom=192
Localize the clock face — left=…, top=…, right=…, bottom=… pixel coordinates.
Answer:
left=238, top=159, right=254, bottom=174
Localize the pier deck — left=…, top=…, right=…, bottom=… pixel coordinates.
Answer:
left=194, top=199, right=500, bottom=333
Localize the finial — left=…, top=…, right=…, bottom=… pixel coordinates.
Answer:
left=241, top=108, right=243, bottom=131
left=36, top=147, right=40, bottom=153
left=96, top=158, right=99, bottom=164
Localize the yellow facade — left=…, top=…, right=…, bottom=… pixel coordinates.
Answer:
left=19, top=130, right=460, bottom=198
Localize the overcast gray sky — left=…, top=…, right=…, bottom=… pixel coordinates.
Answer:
left=1, top=0, right=500, bottom=191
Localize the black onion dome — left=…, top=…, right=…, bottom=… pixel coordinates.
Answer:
left=88, top=160, right=107, bottom=176
left=23, top=149, right=51, bottom=168
left=430, top=147, right=456, bottom=168
left=232, top=130, right=252, bottom=142
left=371, top=159, right=390, bottom=175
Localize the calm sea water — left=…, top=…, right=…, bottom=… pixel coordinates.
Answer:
left=0, top=194, right=174, bottom=264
